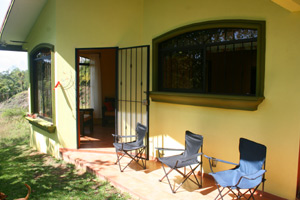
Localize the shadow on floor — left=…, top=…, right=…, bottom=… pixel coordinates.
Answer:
left=80, top=124, right=114, bottom=149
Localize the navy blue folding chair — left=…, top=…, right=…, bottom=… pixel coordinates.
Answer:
left=205, top=138, right=267, bottom=200
left=156, top=131, right=203, bottom=193
left=113, top=123, right=147, bottom=172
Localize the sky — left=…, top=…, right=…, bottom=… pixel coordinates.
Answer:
left=0, top=0, right=28, bottom=72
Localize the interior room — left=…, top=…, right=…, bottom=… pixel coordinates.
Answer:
left=76, top=48, right=117, bottom=149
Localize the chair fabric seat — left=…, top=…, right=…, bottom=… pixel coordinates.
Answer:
left=113, top=142, right=144, bottom=151
left=210, top=168, right=263, bottom=189
left=207, top=138, right=267, bottom=199
left=157, top=131, right=203, bottom=193
left=113, top=123, right=147, bottom=172
left=158, top=154, right=199, bottom=169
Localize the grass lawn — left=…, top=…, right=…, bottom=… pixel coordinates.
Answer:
left=0, top=109, right=132, bottom=200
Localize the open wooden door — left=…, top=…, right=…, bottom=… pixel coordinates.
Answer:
left=116, top=45, right=150, bottom=159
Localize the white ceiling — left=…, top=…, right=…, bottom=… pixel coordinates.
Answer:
left=0, top=0, right=47, bottom=47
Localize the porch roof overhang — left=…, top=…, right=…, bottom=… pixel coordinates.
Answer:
left=0, top=0, right=47, bottom=52
left=0, top=0, right=299, bottom=52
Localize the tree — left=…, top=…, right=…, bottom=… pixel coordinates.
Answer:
left=0, top=68, right=29, bottom=102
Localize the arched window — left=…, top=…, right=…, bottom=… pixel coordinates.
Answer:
left=152, top=20, right=265, bottom=110
left=30, top=44, right=53, bottom=121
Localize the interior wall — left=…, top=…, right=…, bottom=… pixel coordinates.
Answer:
left=141, top=0, right=300, bottom=199
left=100, top=49, right=116, bottom=104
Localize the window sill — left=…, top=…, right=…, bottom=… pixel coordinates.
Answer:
left=149, top=91, right=264, bottom=111
left=25, top=116, right=56, bottom=133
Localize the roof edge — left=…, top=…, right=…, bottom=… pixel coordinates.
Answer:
left=0, top=44, right=25, bottom=51
left=0, top=0, right=15, bottom=41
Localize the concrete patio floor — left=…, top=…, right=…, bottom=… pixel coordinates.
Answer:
left=60, top=125, right=285, bottom=200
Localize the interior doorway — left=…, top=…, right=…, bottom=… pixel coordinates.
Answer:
left=76, top=48, right=117, bottom=149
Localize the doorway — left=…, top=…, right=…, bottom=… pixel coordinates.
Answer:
left=76, top=48, right=117, bottom=149
left=75, top=46, right=150, bottom=154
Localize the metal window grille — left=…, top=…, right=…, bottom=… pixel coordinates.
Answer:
left=79, top=57, right=91, bottom=109
left=158, top=28, right=258, bottom=96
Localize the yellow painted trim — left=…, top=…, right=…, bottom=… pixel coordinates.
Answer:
left=150, top=91, right=265, bottom=111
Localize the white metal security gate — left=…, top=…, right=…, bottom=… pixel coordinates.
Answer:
left=116, top=45, right=150, bottom=158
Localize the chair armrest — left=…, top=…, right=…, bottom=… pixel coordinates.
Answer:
left=180, top=152, right=203, bottom=163
left=205, top=155, right=238, bottom=173
left=235, top=169, right=266, bottom=187
left=204, top=155, right=238, bottom=166
left=242, top=170, right=266, bottom=180
left=112, top=134, right=137, bottom=138
left=155, top=147, right=185, bottom=151
left=155, top=147, right=186, bottom=158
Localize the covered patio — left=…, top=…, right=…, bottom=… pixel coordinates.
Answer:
left=60, top=128, right=284, bottom=200
left=59, top=148, right=284, bottom=200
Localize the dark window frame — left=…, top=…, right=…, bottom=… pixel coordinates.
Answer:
left=79, top=56, right=92, bottom=109
left=151, top=20, right=265, bottom=110
left=30, top=43, right=54, bottom=121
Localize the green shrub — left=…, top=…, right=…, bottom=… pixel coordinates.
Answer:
left=1, top=108, right=27, bottom=118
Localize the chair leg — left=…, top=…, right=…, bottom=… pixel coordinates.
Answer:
left=127, top=147, right=146, bottom=169
left=247, top=189, right=256, bottom=200
left=213, top=185, right=235, bottom=200
left=115, top=147, right=146, bottom=172
left=236, top=184, right=260, bottom=200
left=159, top=163, right=202, bottom=193
left=174, top=164, right=202, bottom=188
left=214, top=184, right=226, bottom=200
left=160, top=163, right=176, bottom=193
left=115, top=150, right=125, bottom=172
left=189, top=164, right=202, bottom=187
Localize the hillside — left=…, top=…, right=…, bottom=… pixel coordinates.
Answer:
left=0, top=90, right=29, bottom=111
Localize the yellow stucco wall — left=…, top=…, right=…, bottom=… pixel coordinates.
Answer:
left=25, top=0, right=144, bottom=153
left=54, top=0, right=143, bottom=149
left=23, top=0, right=300, bottom=198
left=142, top=0, right=300, bottom=199
left=23, top=0, right=60, bottom=157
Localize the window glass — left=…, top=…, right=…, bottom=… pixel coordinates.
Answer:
left=157, top=27, right=259, bottom=96
left=33, top=48, right=52, bottom=121
left=79, top=56, right=91, bottom=108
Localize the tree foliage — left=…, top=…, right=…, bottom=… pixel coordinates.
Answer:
left=0, top=68, right=29, bottom=102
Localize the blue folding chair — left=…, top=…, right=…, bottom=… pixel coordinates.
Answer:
left=113, top=123, right=147, bottom=172
left=156, top=131, right=203, bottom=193
left=205, top=138, right=267, bottom=200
